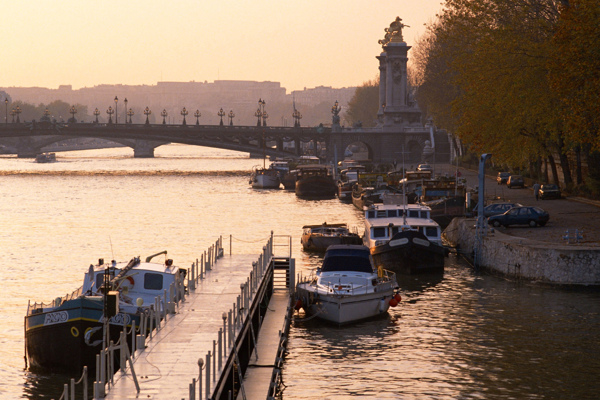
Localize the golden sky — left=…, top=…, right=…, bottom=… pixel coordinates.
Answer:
left=3, top=0, right=442, bottom=91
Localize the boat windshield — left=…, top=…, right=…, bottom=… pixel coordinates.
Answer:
left=322, top=249, right=373, bottom=273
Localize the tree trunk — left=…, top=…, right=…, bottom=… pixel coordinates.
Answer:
left=557, top=135, right=573, bottom=187
left=575, top=145, right=583, bottom=185
left=547, top=154, right=560, bottom=185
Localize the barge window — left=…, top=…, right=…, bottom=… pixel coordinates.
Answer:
left=367, top=211, right=375, bottom=218
left=372, top=227, right=387, bottom=238
left=408, top=210, right=419, bottom=218
left=387, top=210, right=398, bottom=217
left=144, top=273, right=164, bottom=290
left=425, top=227, right=438, bottom=237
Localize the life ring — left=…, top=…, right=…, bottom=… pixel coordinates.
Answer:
left=118, top=276, right=135, bottom=289
left=71, top=326, right=79, bottom=337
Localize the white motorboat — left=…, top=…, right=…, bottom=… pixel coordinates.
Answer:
left=249, top=165, right=281, bottom=189
left=295, top=245, right=400, bottom=324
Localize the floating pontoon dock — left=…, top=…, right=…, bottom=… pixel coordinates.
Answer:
left=78, top=233, right=295, bottom=400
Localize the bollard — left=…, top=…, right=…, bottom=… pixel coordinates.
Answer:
left=120, top=331, right=127, bottom=370
left=205, top=352, right=211, bottom=400
left=218, top=328, right=223, bottom=370
left=213, top=340, right=216, bottom=380
left=198, top=358, right=204, bottom=400
left=228, top=310, right=233, bottom=348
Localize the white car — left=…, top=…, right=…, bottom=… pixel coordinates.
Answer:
left=417, top=164, right=433, bottom=172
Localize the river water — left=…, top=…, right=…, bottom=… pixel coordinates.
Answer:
left=0, top=145, right=598, bottom=399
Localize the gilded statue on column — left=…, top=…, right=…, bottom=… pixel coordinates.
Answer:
left=379, top=16, right=410, bottom=45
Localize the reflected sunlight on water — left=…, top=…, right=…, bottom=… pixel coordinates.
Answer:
left=0, top=145, right=598, bottom=399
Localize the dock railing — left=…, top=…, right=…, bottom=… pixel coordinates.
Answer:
left=54, top=233, right=294, bottom=400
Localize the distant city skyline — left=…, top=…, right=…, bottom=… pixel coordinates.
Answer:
left=3, top=1, right=442, bottom=92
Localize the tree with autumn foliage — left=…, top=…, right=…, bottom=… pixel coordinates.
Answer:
left=414, top=0, right=600, bottom=194
left=344, top=78, right=380, bottom=127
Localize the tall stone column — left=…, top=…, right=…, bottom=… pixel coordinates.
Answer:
left=377, top=54, right=387, bottom=122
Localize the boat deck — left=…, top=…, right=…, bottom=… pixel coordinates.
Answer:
left=105, top=253, right=272, bottom=400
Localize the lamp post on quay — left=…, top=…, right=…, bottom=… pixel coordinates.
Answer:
left=127, top=108, right=134, bottom=124
left=228, top=110, right=235, bottom=126
left=194, top=110, right=201, bottom=125
left=218, top=108, right=225, bottom=126
left=161, top=109, right=168, bottom=124
left=181, top=107, right=188, bottom=126
left=106, top=106, right=114, bottom=124
left=114, top=96, right=118, bottom=124
left=93, top=108, right=100, bottom=124
left=144, top=107, right=151, bottom=124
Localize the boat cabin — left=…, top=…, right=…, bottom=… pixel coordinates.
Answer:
left=82, top=257, right=182, bottom=309
left=363, top=203, right=442, bottom=247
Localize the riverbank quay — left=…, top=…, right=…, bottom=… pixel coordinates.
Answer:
left=95, top=234, right=294, bottom=400
left=429, top=163, right=600, bottom=285
left=443, top=217, right=600, bottom=285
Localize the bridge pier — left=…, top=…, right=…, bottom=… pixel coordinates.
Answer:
left=133, top=140, right=160, bottom=158
left=16, top=137, right=39, bottom=158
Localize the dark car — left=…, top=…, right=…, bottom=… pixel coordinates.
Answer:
left=483, top=202, right=522, bottom=217
left=539, top=184, right=561, bottom=200
left=497, top=172, right=510, bottom=185
left=507, top=175, right=525, bottom=189
left=488, top=206, right=549, bottom=228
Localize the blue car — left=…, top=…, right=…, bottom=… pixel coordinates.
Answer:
left=488, top=206, right=549, bottom=228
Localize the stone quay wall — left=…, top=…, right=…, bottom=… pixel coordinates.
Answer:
left=443, top=218, right=600, bottom=285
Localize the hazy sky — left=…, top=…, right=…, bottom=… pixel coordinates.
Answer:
left=4, top=1, right=442, bottom=92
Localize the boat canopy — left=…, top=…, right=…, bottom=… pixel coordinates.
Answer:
left=322, top=245, right=373, bottom=273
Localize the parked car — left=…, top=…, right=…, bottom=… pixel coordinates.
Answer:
left=417, top=163, right=433, bottom=172
left=507, top=175, right=525, bottom=189
left=539, top=184, right=561, bottom=200
left=497, top=172, right=510, bottom=185
left=483, top=202, right=522, bottom=217
left=488, top=206, right=549, bottom=228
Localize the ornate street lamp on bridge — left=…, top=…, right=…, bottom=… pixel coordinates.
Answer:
left=114, top=96, right=118, bottom=124
left=293, top=108, right=302, bottom=127
left=93, top=108, right=100, bottom=123
left=228, top=110, right=235, bottom=126
left=254, top=106, right=262, bottom=127
left=161, top=109, right=168, bottom=124
left=260, top=99, right=267, bottom=127
left=10, top=108, right=15, bottom=123
left=181, top=107, right=188, bottom=126
left=15, top=106, right=21, bottom=123
left=41, top=108, right=51, bottom=122
left=106, top=106, right=114, bottom=124
left=144, top=107, right=151, bottom=124
left=194, top=110, right=201, bottom=125
left=218, top=108, right=225, bottom=126
left=69, top=105, right=77, bottom=123
left=127, top=108, right=134, bottom=124
left=123, top=98, right=128, bottom=123
left=4, top=98, right=7, bottom=125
